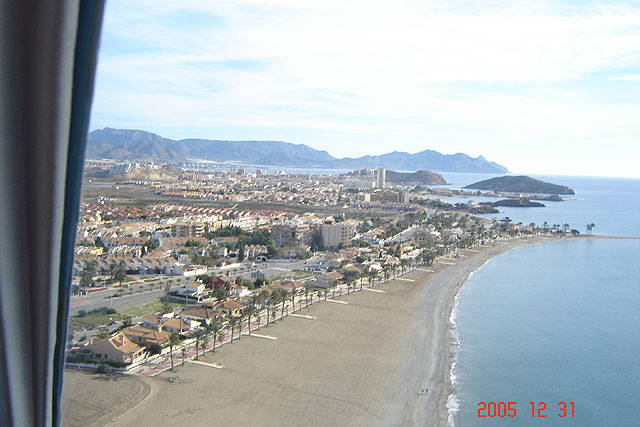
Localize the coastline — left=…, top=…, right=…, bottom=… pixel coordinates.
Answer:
left=65, top=235, right=604, bottom=427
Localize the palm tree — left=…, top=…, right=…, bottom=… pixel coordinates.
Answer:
left=401, top=259, right=409, bottom=275
left=264, top=296, right=272, bottom=325
left=304, top=283, right=313, bottom=307
left=237, top=311, right=245, bottom=338
left=330, top=280, right=338, bottom=298
left=586, top=223, right=595, bottom=235
left=245, top=304, right=257, bottom=335
left=207, top=320, right=224, bottom=351
left=290, top=288, right=297, bottom=313
left=201, top=334, right=208, bottom=356
left=168, top=333, right=180, bottom=370
left=228, top=315, right=240, bottom=342
left=277, top=288, right=289, bottom=318
left=254, top=312, right=262, bottom=330
left=193, top=329, right=204, bottom=360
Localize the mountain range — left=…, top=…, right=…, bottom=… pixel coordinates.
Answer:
left=86, top=128, right=509, bottom=174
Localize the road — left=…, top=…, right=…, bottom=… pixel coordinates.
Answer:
left=68, top=277, right=187, bottom=316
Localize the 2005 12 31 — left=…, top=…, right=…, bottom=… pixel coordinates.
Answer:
left=477, top=401, right=574, bottom=418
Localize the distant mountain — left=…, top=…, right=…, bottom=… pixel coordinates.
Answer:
left=86, top=128, right=509, bottom=173
left=333, top=151, right=507, bottom=174
left=386, top=170, right=447, bottom=185
left=464, top=176, right=575, bottom=195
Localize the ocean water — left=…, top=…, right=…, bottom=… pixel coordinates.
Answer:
left=438, top=173, right=640, bottom=238
left=447, top=175, right=640, bottom=426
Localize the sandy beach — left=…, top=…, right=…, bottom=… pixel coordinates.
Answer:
left=63, top=236, right=565, bottom=427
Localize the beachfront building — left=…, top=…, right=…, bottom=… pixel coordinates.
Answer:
left=121, top=325, right=171, bottom=347
left=83, top=332, right=146, bottom=365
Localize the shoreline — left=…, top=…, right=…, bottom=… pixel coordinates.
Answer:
left=63, top=235, right=612, bottom=427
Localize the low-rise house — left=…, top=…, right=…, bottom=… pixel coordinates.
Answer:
left=314, top=271, right=344, bottom=288
left=161, top=317, right=197, bottom=334
left=84, top=332, right=145, bottom=365
left=172, top=282, right=213, bottom=303
left=122, top=325, right=170, bottom=347
left=215, top=299, right=245, bottom=318
left=139, top=313, right=162, bottom=329
left=179, top=306, right=219, bottom=326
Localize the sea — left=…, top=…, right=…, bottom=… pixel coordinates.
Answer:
left=438, top=173, right=640, bottom=427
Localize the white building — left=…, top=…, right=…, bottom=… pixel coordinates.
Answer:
left=376, top=168, right=386, bottom=189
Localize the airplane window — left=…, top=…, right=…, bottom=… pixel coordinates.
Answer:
left=59, top=2, right=640, bottom=426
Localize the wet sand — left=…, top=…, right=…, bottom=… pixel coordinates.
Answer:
left=69, top=236, right=566, bottom=426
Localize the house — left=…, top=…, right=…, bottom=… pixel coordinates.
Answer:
left=84, top=332, right=145, bottom=364
left=139, top=313, right=162, bottom=329
left=161, top=317, right=195, bottom=334
left=314, top=271, right=344, bottom=288
left=215, top=299, right=245, bottom=318
left=122, top=325, right=170, bottom=347
left=179, top=306, right=219, bottom=325
left=172, top=282, right=212, bottom=303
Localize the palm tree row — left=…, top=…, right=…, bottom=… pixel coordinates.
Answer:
left=165, top=252, right=441, bottom=371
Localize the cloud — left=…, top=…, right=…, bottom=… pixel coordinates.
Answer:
left=611, top=74, right=640, bottom=81
left=90, top=0, right=640, bottom=177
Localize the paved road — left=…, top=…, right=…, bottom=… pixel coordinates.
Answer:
left=68, top=277, right=187, bottom=316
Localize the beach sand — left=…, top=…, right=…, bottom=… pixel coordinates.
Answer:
left=64, top=236, right=560, bottom=427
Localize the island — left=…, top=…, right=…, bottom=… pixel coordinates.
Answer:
left=464, top=175, right=575, bottom=195
left=386, top=169, right=447, bottom=185
left=493, top=198, right=545, bottom=208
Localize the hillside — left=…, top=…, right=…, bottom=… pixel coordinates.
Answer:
left=464, top=176, right=575, bottom=195
left=386, top=170, right=447, bottom=185
left=86, top=128, right=509, bottom=174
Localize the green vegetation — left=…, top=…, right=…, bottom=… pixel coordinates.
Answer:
left=144, top=238, right=160, bottom=251
left=70, top=307, right=118, bottom=331
left=118, top=299, right=182, bottom=318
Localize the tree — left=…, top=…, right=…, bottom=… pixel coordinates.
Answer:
left=144, top=238, right=160, bottom=251
left=290, top=289, right=296, bottom=313
left=110, top=260, right=127, bottom=286
left=342, top=270, right=359, bottom=294
left=193, top=329, right=204, bottom=360
left=94, top=236, right=105, bottom=249
left=330, top=280, right=339, bottom=298
left=244, top=304, right=257, bottom=335
left=80, top=262, right=97, bottom=290
left=586, top=223, right=596, bottom=235
left=228, top=316, right=240, bottom=342
left=168, top=333, right=180, bottom=370
left=304, top=283, right=313, bottom=307
left=207, top=320, right=224, bottom=352
left=275, top=288, right=289, bottom=318
left=400, top=259, right=409, bottom=275
left=201, top=334, right=208, bottom=356
left=181, top=347, right=186, bottom=367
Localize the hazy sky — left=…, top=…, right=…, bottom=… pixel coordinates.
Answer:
left=90, top=0, right=640, bottom=178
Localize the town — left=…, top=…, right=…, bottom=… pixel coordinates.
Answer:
left=67, top=162, right=576, bottom=376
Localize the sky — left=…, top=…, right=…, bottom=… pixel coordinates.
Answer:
left=89, top=0, right=640, bottom=178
